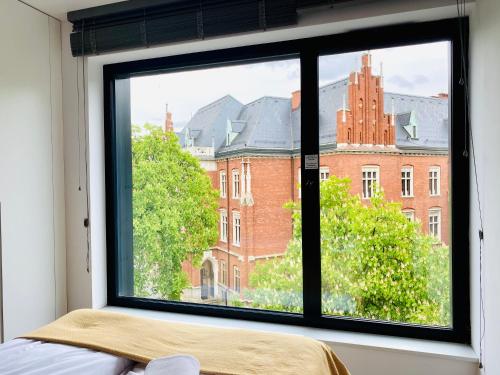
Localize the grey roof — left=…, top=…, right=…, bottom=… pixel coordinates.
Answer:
left=319, top=79, right=349, bottom=147
left=178, top=95, right=243, bottom=150
left=219, top=96, right=292, bottom=154
left=178, top=82, right=449, bottom=156
left=385, top=92, right=449, bottom=149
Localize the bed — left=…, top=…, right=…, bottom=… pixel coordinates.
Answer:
left=0, top=309, right=349, bottom=375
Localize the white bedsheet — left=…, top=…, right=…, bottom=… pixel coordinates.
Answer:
left=0, top=338, right=146, bottom=374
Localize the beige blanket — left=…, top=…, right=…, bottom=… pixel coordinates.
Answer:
left=21, top=309, right=349, bottom=375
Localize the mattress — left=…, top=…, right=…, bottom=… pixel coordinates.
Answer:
left=0, top=338, right=146, bottom=375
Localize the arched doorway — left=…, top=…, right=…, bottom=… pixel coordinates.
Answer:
left=200, top=260, right=214, bottom=300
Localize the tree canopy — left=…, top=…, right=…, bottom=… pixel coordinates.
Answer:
left=247, top=176, right=450, bottom=326
left=132, top=125, right=219, bottom=300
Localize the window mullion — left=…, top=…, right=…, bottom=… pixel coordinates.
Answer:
left=300, top=49, right=321, bottom=321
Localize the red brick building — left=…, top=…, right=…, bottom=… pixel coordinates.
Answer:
left=175, top=53, right=449, bottom=303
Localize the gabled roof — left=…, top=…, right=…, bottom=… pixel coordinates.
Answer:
left=179, top=95, right=243, bottom=150
left=218, top=96, right=292, bottom=154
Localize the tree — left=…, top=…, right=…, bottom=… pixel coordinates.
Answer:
left=247, top=176, right=450, bottom=326
left=132, top=124, right=219, bottom=300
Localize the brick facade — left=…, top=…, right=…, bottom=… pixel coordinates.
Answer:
left=180, top=53, right=449, bottom=301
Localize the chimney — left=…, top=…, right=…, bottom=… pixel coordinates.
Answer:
left=164, top=104, right=174, bottom=132
left=291, top=90, right=301, bottom=111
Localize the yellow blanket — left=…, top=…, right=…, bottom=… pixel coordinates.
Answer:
left=22, top=309, right=349, bottom=375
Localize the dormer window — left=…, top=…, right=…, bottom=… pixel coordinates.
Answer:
left=402, top=111, right=418, bottom=139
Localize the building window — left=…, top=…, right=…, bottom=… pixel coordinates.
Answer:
left=232, top=211, right=241, bottom=246
left=429, top=208, right=441, bottom=239
left=220, top=260, right=228, bottom=285
left=220, top=210, right=228, bottom=242
left=429, top=167, right=441, bottom=196
left=402, top=209, right=415, bottom=221
left=232, top=169, right=240, bottom=199
left=320, top=167, right=330, bottom=182
left=233, top=266, right=241, bottom=293
left=362, top=166, right=379, bottom=199
left=107, top=20, right=468, bottom=343
left=220, top=171, right=227, bottom=198
left=401, top=166, right=414, bottom=197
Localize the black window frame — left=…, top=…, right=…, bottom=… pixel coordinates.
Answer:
left=104, top=17, right=470, bottom=343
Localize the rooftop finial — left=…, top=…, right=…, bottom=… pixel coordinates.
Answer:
left=391, top=98, right=395, bottom=126
left=164, top=103, right=174, bottom=132
left=380, top=62, right=384, bottom=88
left=361, top=52, right=371, bottom=68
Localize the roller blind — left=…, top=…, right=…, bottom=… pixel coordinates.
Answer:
left=68, top=0, right=299, bottom=56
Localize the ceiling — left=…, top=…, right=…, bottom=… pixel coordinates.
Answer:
left=21, top=0, right=122, bottom=21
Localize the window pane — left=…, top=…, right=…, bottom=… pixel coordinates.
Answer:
left=319, top=42, right=451, bottom=326
left=126, top=58, right=302, bottom=313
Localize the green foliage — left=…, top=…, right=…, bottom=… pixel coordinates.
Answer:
left=248, top=176, right=450, bottom=326
left=132, top=124, right=219, bottom=300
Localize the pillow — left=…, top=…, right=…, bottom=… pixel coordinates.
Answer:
left=145, top=355, right=200, bottom=375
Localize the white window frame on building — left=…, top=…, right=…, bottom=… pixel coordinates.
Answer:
left=429, top=166, right=441, bottom=196
left=220, top=170, right=227, bottom=198
left=232, top=169, right=240, bottom=199
left=320, top=166, right=330, bottom=182
left=220, top=209, right=228, bottom=242
left=220, top=260, right=228, bottom=285
left=402, top=209, right=415, bottom=221
left=401, top=166, right=414, bottom=197
left=428, top=208, right=441, bottom=239
left=233, top=266, right=241, bottom=293
left=362, top=166, right=380, bottom=199
left=232, top=211, right=241, bottom=246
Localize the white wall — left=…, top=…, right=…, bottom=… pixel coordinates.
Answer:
left=0, top=0, right=66, bottom=339
left=60, top=0, right=484, bottom=374
left=469, top=0, right=500, bottom=373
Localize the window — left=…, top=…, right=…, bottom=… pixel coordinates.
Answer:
left=220, top=171, right=227, bottom=198
left=320, top=167, right=330, bottom=182
left=232, top=211, right=241, bottom=246
left=429, top=167, right=441, bottom=196
left=317, top=34, right=464, bottom=340
left=401, top=166, right=414, bottom=197
left=362, top=166, right=379, bottom=199
left=234, top=266, right=241, bottom=293
left=220, top=260, right=228, bottom=285
left=220, top=210, right=228, bottom=242
left=106, top=19, right=468, bottom=343
left=402, top=209, right=415, bottom=221
left=429, top=208, right=441, bottom=239
left=232, top=169, right=240, bottom=199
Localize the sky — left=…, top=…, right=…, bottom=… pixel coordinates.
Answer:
left=130, top=41, right=449, bottom=129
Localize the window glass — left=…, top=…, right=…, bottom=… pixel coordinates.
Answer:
left=401, top=166, right=413, bottom=197
left=127, top=58, right=302, bottom=312
left=318, top=42, right=451, bottom=326
left=220, top=171, right=227, bottom=198
left=429, top=167, right=441, bottom=196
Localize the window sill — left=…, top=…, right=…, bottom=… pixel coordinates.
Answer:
left=102, top=306, right=477, bottom=364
